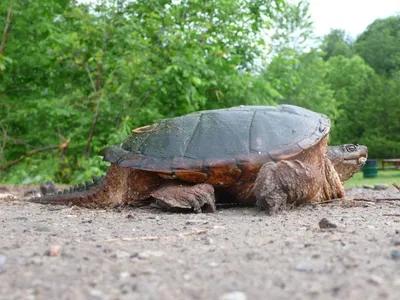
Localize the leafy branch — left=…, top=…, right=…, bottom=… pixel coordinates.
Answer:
left=0, top=138, right=70, bottom=172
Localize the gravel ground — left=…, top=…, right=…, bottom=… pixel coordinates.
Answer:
left=0, top=185, right=400, bottom=300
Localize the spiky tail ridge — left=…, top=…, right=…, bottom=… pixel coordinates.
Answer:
left=27, top=175, right=106, bottom=208
left=27, top=164, right=164, bottom=208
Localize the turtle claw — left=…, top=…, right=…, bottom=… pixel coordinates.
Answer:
left=151, top=183, right=216, bottom=213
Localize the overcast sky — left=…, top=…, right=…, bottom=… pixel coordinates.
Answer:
left=309, top=0, right=400, bottom=38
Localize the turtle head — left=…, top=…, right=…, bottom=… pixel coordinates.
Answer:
left=327, top=144, right=368, bottom=182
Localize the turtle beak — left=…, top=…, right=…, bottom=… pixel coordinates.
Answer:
left=359, top=145, right=368, bottom=158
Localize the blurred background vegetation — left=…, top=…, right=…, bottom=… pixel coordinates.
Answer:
left=1, top=0, right=400, bottom=184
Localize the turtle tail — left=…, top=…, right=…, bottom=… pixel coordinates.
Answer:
left=27, top=175, right=106, bottom=208
left=27, top=164, right=163, bottom=208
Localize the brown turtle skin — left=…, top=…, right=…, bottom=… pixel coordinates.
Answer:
left=29, top=105, right=368, bottom=214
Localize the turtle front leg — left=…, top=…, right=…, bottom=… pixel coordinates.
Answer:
left=253, top=160, right=324, bottom=214
left=151, top=183, right=216, bottom=213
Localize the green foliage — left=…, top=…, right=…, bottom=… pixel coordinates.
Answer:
left=325, top=55, right=375, bottom=144
left=326, top=55, right=400, bottom=158
left=264, top=50, right=336, bottom=117
left=262, top=1, right=337, bottom=116
left=358, top=73, right=400, bottom=158
left=0, top=0, right=284, bottom=183
left=321, top=29, right=354, bottom=61
left=355, top=15, right=400, bottom=75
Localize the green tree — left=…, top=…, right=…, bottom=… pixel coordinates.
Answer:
left=325, top=55, right=375, bottom=145
left=264, top=50, right=336, bottom=117
left=262, top=1, right=336, bottom=115
left=325, top=54, right=400, bottom=158
left=355, top=15, right=400, bottom=75
left=0, top=0, right=77, bottom=182
left=321, top=29, right=354, bottom=61
left=0, top=0, right=286, bottom=184
left=359, top=73, right=400, bottom=158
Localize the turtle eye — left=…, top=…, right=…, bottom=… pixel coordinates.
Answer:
left=345, top=144, right=357, bottom=152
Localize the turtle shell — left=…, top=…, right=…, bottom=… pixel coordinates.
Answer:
left=100, top=105, right=330, bottom=186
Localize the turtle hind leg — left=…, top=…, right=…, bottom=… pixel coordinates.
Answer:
left=151, top=183, right=216, bottom=213
left=253, top=160, right=323, bottom=214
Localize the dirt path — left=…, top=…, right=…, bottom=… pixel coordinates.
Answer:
left=0, top=186, right=400, bottom=300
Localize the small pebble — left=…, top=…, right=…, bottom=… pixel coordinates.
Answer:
left=363, top=184, right=374, bottom=190
left=391, top=250, right=400, bottom=260
left=46, top=245, right=61, bottom=257
left=186, top=220, right=208, bottom=225
left=119, top=271, right=130, bottom=279
left=209, top=262, right=219, bottom=267
left=319, top=218, right=337, bottom=229
left=135, top=251, right=165, bottom=259
left=89, top=289, right=104, bottom=300
left=374, top=184, right=389, bottom=190
left=219, top=291, right=247, bottom=300
left=368, top=275, right=384, bottom=286
left=81, top=219, right=93, bottom=224
left=205, top=237, right=214, bottom=245
left=296, top=262, right=313, bottom=272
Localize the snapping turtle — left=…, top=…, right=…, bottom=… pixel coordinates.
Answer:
left=29, top=105, right=367, bottom=213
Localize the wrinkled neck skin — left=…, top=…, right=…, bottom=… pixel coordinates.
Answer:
left=294, top=136, right=344, bottom=201
left=327, top=144, right=368, bottom=183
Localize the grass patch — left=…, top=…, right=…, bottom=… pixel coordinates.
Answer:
left=345, top=169, right=400, bottom=187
